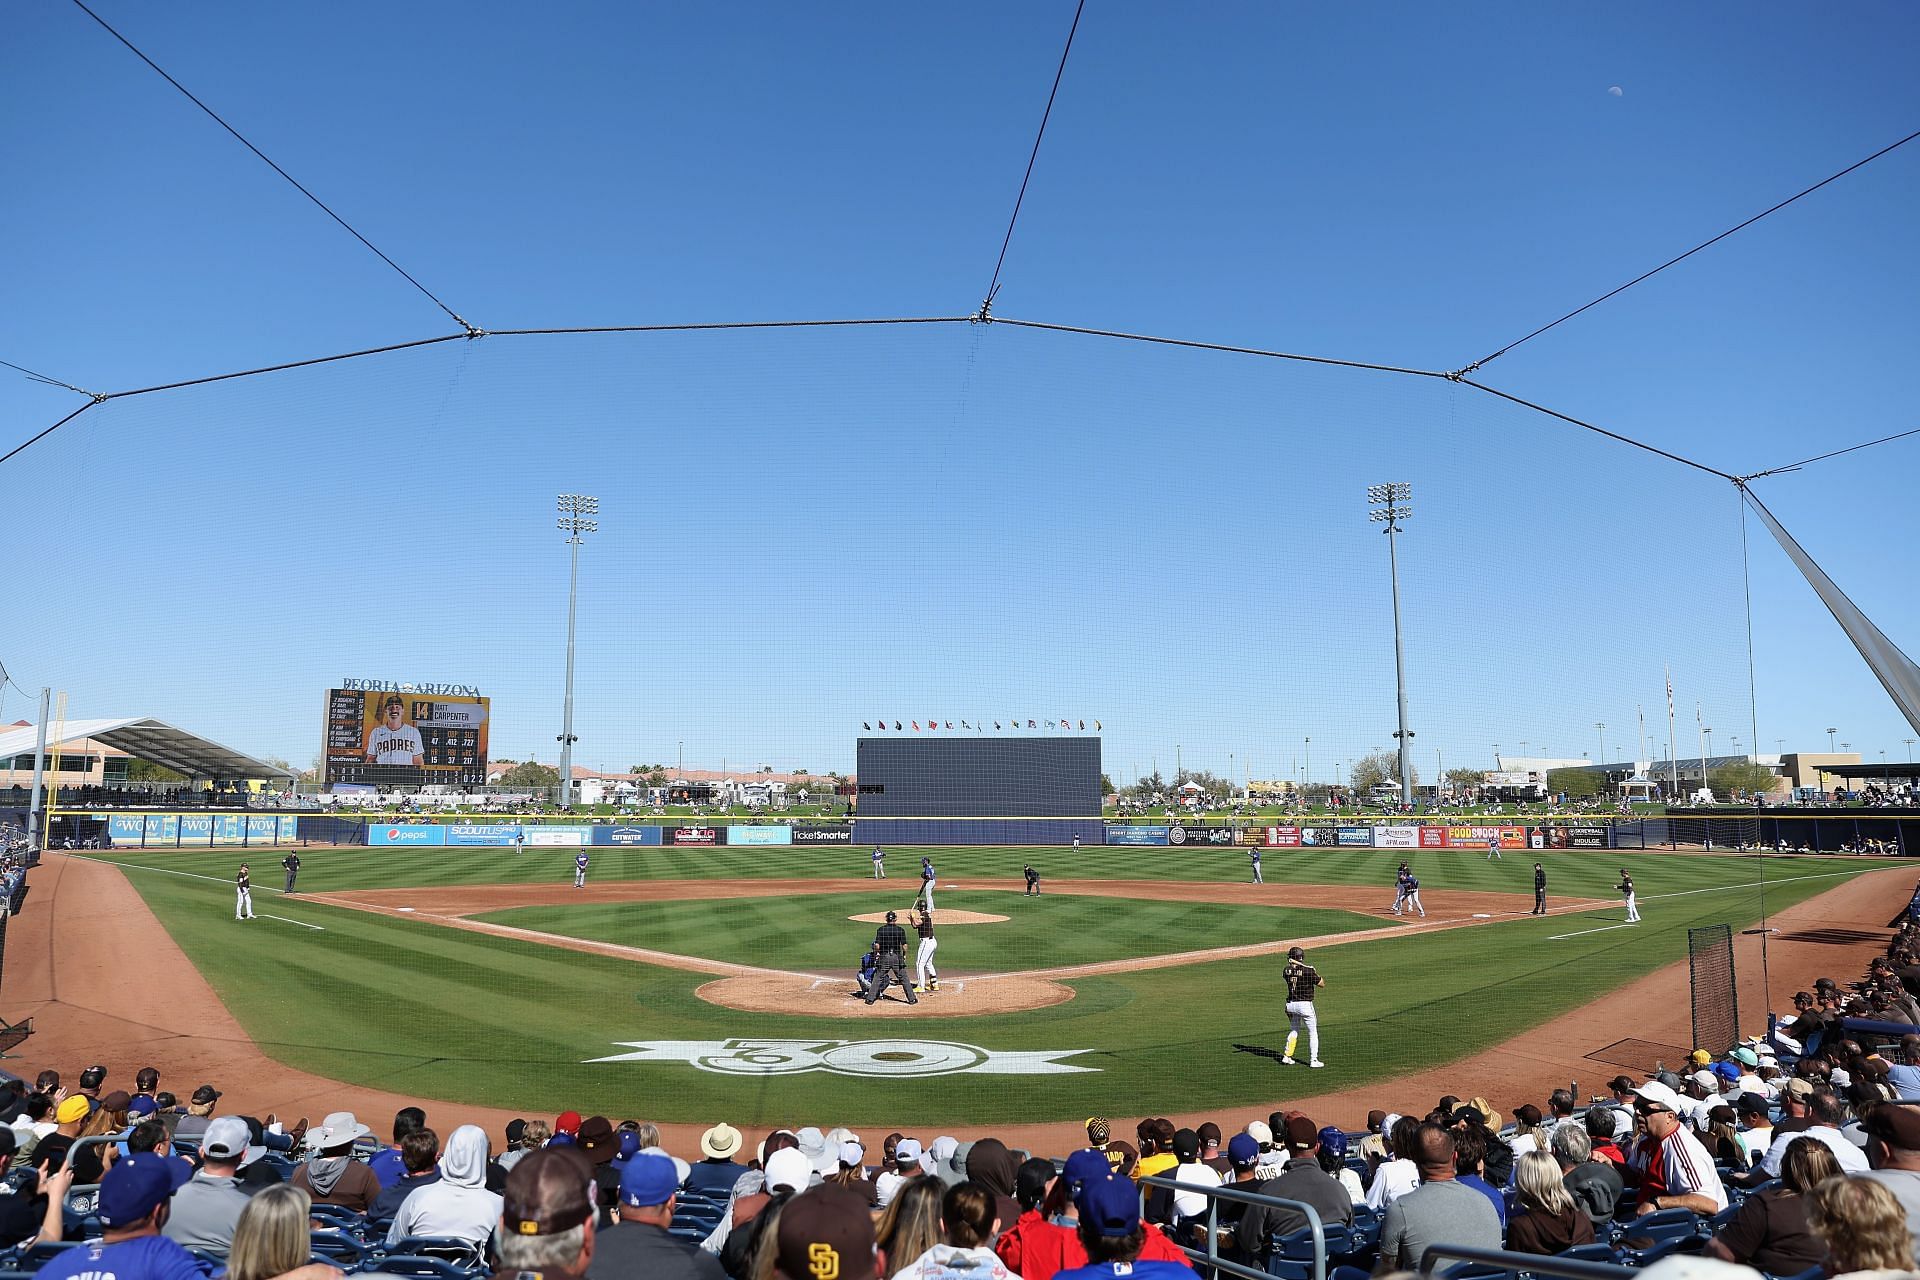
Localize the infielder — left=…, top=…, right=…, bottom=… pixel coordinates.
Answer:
left=1532, top=862, right=1547, bottom=915
left=871, top=846, right=886, bottom=879
left=282, top=852, right=301, bottom=894
left=235, top=864, right=256, bottom=921
left=1281, top=945, right=1325, bottom=1068
left=912, top=906, right=940, bottom=992
left=1617, top=869, right=1639, bottom=922
left=1023, top=863, right=1041, bottom=896
left=863, top=911, right=916, bottom=1006
left=363, top=695, right=425, bottom=767
left=1486, top=834, right=1502, bottom=860
left=1390, top=863, right=1411, bottom=915
left=1250, top=848, right=1263, bottom=884
left=514, top=828, right=525, bottom=855
left=919, top=856, right=936, bottom=911
left=1401, top=870, right=1426, bottom=918
left=574, top=850, right=589, bottom=889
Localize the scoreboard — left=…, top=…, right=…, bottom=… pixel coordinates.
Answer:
left=854, top=737, right=1101, bottom=817
left=322, top=688, right=490, bottom=788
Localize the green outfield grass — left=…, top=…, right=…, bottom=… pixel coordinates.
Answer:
left=84, top=848, right=1907, bottom=1125
left=471, top=892, right=1382, bottom=974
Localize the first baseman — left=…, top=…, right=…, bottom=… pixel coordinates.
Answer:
left=871, top=846, right=886, bottom=879
left=574, top=850, right=589, bottom=889
left=912, top=906, right=940, bottom=992
left=1281, top=945, right=1325, bottom=1068
left=235, top=864, right=256, bottom=920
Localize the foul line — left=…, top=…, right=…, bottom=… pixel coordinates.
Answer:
left=1546, top=868, right=1873, bottom=941
left=1549, top=922, right=1639, bottom=940
left=69, top=856, right=326, bottom=930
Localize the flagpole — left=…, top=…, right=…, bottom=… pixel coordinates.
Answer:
left=1666, top=666, right=1678, bottom=799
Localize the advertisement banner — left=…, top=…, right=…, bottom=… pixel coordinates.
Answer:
left=1373, top=825, right=1420, bottom=849
left=1264, top=826, right=1302, bottom=847
left=1168, top=825, right=1236, bottom=846
left=1336, top=826, right=1373, bottom=847
left=1235, top=827, right=1265, bottom=845
left=178, top=815, right=214, bottom=842
left=1571, top=825, right=1610, bottom=849
left=727, top=825, right=793, bottom=847
left=446, top=823, right=522, bottom=847
left=526, top=825, right=592, bottom=846
left=108, top=815, right=145, bottom=842
left=1105, top=825, right=1169, bottom=846
left=369, top=824, right=448, bottom=847
left=791, top=826, right=852, bottom=844
left=592, top=825, right=664, bottom=847
left=1418, top=826, right=1447, bottom=848
left=1299, top=826, right=1340, bottom=846
left=1449, top=825, right=1526, bottom=848
left=666, top=826, right=725, bottom=846
left=1500, top=825, right=1526, bottom=849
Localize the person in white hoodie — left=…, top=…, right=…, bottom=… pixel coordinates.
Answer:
left=387, top=1125, right=503, bottom=1249
left=888, top=1181, right=1017, bottom=1280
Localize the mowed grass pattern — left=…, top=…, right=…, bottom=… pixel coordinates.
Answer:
left=473, top=892, right=1382, bottom=973
left=87, top=849, right=1908, bottom=1125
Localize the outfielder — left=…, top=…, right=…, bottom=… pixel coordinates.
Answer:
left=235, top=864, right=256, bottom=920
left=282, top=852, right=301, bottom=894
left=1249, top=848, right=1263, bottom=884
left=871, top=846, right=886, bottom=879
left=864, top=911, right=916, bottom=1006
left=912, top=906, right=940, bottom=992
left=1486, top=834, right=1502, bottom=860
left=1281, top=946, right=1325, bottom=1068
left=920, top=856, right=936, bottom=911
left=1617, top=869, right=1639, bottom=922
left=574, top=850, right=589, bottom=889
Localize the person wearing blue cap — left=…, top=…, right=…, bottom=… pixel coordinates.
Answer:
left=37, top=1152, right=200, bottom=1280
left=586, top=1152, right=720, bottom=1280
left=1054, top=1173, right=1197, bottom=1278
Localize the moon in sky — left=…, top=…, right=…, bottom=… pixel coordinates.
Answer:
left=1608, top=85, right=1624, bottom=96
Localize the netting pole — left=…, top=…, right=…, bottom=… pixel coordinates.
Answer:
left=1689, top=924, right=1739, bottom=1053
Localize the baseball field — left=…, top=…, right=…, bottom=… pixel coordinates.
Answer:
left=48, top=842, right=1905, bottom=1133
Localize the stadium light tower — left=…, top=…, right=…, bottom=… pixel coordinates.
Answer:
left=555, top=494, right=599, bottom=805
left=1368, top=482, right=1415, bottom=807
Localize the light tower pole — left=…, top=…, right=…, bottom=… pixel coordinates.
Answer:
left=555, top=494, right=599, bottom=806
left=1367, top=483, right=1415, bottom=806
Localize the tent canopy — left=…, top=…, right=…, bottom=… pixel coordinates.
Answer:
left=0, top=718, right=292, bottom=781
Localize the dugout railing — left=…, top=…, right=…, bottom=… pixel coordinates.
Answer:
left=1417, top=1244, right=1635, bottom=1280
left=1136, top=1173, right=1334, bottom=1280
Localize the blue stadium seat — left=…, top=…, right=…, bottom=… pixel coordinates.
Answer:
left=1437, top=1262, right=1513, bottom=1280
left=309, top=1203, right=367, bottom=1230
left=381, top=1237, right=485, bottom=1273
left=358, top=1256, right=477, bottom=1280
left=309, top=1229, right=371, bottom=1266
left=1555, top=1243, right=1620, bottom=1264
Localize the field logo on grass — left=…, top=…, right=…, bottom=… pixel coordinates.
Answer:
left=587, top=1038, right=1097, bottom=1077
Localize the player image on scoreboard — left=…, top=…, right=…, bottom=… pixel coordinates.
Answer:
left=323, top=688, right=490, bottom=788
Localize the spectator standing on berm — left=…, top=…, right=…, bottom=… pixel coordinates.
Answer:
left=1281, top=946, right=1325, bottom=1068
left=1373, top=1125, right=1502, bottom=1274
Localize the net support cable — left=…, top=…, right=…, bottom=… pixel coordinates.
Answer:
left=1741, top=482, right=1920, bottom=735
left=977, top=0, right=1088, bottom=321
left=1455, top=124, right=1920, bottom=376
left=1743, top=425, right=1920, bottom=480
left=67, top=0, right=476, bottom=336
left=0, top=359, right=99, bottom=400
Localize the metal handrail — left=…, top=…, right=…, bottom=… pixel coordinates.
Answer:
left=1419, top=1243, right=1635, bottom=1279
left=1138, top=1173, right=1331, bottom=1280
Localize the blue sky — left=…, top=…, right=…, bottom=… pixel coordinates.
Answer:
left=2, top=2, right=1916, bottom=780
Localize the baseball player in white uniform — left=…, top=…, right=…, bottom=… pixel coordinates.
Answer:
left=912, top=906, right=940, bottom=993
left=1281, top=946, right=1325, bottom=1068
left=1485, top=834, right=1502, bottom=860
left=235, top=864, right=256, bottom=920
left=364, top=696, right=425, bottom=766
left=574, top=850, right=589, bottom=889
left=1618, top=869, right=1640, bottom=922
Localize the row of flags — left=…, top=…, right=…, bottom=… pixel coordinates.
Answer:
left=862, top=718, right=1102, bottom=733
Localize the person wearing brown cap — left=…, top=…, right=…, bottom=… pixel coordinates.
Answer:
left=1235, top=1115, right=1353, bottom=1264
left=774, top=1184, right=882, bottom=1279
left=1857, top=1102, right=1920, bottom=1263
left=491, top=1147, right=596, bottom=1280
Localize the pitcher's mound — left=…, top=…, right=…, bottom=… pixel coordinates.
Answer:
left=848, top=910, right=1009, bottom=925
left=696, top=972, right=1073, bottom=1017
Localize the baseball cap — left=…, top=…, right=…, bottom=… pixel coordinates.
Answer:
left=1784, top=1078, right=1815, bottom=1100
left=1735, top=1093, right=1771, bottom=1117
left=554, top=1110, right=582, bottom=1136
left=1513, top=1104, right=1543, bottom=1125
left=1633, top=1081, right=1683, bottom=1113
left=1086, top=1116, right=1110, bottom=1144
left=1284, top=1116, right=1319, bottom=1150
left=1708, top=1104, right=1736, bottom=1126
left=839, top=1140, right=864, bottom=1168
left=764, top=1146, right=812, bottom=1194
left=1171, top=1128, right=1200, bottom=1160
left=576, top=1116, right=615, bottom=1164
left=1366, top=1109, right=1387, bottom=1131
left=612, top=1131, right=642, bottom=1168
left=1864, top=1104, right=1920, bottom=1150
left=504, top=1148, right=595, bottom=1237
left=775, top=1185, right=875, bottom=1280
left=1062, top=1148, right=1110, bottom=1189
left=79, top=1066, right=107, bottom=1089
left=504, top=1119, right=527, bottom=1146
left=190, top=1085, right=221, bottom=1105
left=618, top=1152, right=679, bottom=1207
left=55, top=1096, right=91, bottom=1124
left=97, top=1152, right=192, bottom=1227
left=127, top=1096, right=158, bottom=1118
left=1318, top=1127, right=1349, bottom=1158
left=202, top=1116, right=252, bottom=1160
left=1227, top=1133, right=1260, bottom=1167
left=1076, top=1174, right=1143, bottom=1237
left=1712, top=1062, right=1741, bottom=1084
left=1689, top=1069, right=1718, bottom=1090
left=1245, top=1120, right=1273, bottom=1147
left=1731, top=1047, right=1760, bottom=1068
left=893, top=1138, right=924, bottom=1167
left=1690, top=1049, right=1712, bottom=1066
left=100, top=1091, right=132, bottom=1112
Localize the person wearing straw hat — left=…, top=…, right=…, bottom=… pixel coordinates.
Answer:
left=685, top=1123, right=746, bottom=1196
left=290, top=1112, right=379, bottom=1214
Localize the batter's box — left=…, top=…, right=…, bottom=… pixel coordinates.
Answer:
left=1586, top=1036, right=1691, bottom=1076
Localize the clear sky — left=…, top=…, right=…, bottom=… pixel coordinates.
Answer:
left=2, top=1, right=1916, bottom=781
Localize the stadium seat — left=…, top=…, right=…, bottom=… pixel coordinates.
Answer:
left=1555, top=1243, right=1620, bottom=1264
left=308, top=1203, right=367, bottom=1230
left=359, top=1256, right=478, bottom=1280
left=309, top=1229, right=370, bottom=1266
left=1436, top=1261, right=1513, bottom=1280
left=382, top=1236, right=485, bottom=1272
left=5, top=1244, right=78, bottom=1273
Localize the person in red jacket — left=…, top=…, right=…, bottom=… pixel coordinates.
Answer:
left=1007, top=1151, right=1194, bottom=1280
